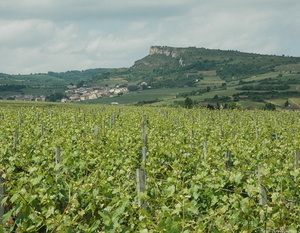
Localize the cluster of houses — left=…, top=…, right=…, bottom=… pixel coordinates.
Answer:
left=0, top=85, right=128, bottom=103
left=61, top=85, right=128, bottom=103
left=0, top=94, right=46, bottom=101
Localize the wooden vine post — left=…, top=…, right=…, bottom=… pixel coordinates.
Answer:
left=110, top=114, right=116, bottom=128
left=203, top=139, right=207, bottom=160
left=136, top=169, right=147, bottom=209
left=137, top=115, right=148, bottom=209
left=55, top=146, right=62, bottom=164
left=18, top=109, right=22, bottom=128
left=0, top=172, right=5, bottom=225
left=141, top=115, right=148, bottom=166
left=190, top=130, right=194, bottom=139
left=142, top=133, right=148, bottom=163
left=295, top=151, right=299, bottom=181
left=13, top=132, right=19, bottom=149
left=258, top=166, right=268, bottom=206
left=225, top=151, right=233, bottom=170
left=83, top=113, right=86, bottom=123
left=254, top=117, right=259, bottom=140
left=41, top=123, right=45, bottom=136
left=94, top=125, right=99, bottom=143
left=102, top=119, right=106, bottom=136
left=94, top=125, right=99, bottom=135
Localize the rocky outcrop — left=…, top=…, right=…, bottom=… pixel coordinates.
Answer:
left=149, top=46, right=186, bottom=66
left=149, top=46, right=179, bottom=58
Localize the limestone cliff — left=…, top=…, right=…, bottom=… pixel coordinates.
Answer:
left=149, top=46, right=180, bottom=58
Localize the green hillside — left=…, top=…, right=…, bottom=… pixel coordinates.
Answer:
left=1, top=46, right=300, bottom=108
left=0, top=68, right=107, bottom=98
left=91, top=46, right=300, bottom=108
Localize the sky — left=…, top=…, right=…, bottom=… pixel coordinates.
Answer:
left=1, top=0, right=300, bottom=74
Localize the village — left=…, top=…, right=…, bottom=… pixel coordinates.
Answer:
left=61, top=85, right=128, bottom=103
left=0, top=85, right=129, bottom=103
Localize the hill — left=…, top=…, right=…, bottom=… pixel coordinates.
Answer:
left=1, top=46, right=300, bottom=108
left=0, top=68, right=107, bottom=100
left=131, top=46, right=300, bottom=81
left=91, top=46, right=300, bottom=108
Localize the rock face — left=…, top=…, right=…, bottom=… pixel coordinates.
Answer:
left=149, top=46, right=179, bottom=58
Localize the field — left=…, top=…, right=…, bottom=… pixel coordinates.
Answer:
left=83, top=87, right=200, bottom=105
left=0, top=103, right=299, bottom=232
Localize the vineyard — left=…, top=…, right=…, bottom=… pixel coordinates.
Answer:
left=0, top=105, right=299, bottom=232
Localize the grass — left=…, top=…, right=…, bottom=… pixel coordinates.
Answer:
left=0, top=86, right=66, bottom=97
left=96, top=78, right=129, bottom=87
left=198, top=76, right=224, bottom=85
left=9, top=74, right=65, bottom=84
left=243, top=72, right=279, bottom=82
left=82, top=87, right=200, bottom=105
left=287, top=98, right=300, bottom=107
left=275, top=63, right=300, bottom=72
left=237, top=100, right=265, bottom=108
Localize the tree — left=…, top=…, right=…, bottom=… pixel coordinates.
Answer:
left=127, top=85, right=139, bottom=92
left=76, top=80, right=85, bottom=88
left=46, top=92, right=65, bottom=102
left=263, top=103, right=276, bottom=111
left=226, top=102, right=237, bottom=109
left=184, top=97, right=193, bottom=109
left=284, top=100, right=290, bottom=107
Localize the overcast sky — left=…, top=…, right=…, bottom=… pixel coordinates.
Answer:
left=1, top=0, right=300, bottom=74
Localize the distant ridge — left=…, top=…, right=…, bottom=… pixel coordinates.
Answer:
left=131, top=46, right=300, bottom=81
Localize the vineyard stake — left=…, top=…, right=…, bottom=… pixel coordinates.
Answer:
left=94, top=125, right=99, bottom=135
left=142, top=133, right=148, bottom=165
left=110, top=114, right=116, bottom=128
left=203, top=139, right=207, bottom=160
left=136, top=169, right=147, bottom=209
left=102, top=119, right=106, bottom=135
left=255, top=127, right=259, bottom=139
left=142, top=133, right=148, bottom=163
left=83, top=113, right=86, bottom=123
left=94, top=125, right=99, bottom=143
left=55, top=146, right=62, bottom=164
left=219, top=124, right=223, bottom=136
left=142, top=133, right=148, bottom=148
left=18, top=118, right=22, bottom=128
left=258, top=166, right=268, bottom=206
left=225, top=151, right=232, bottom=170
left=232, top=130, right=236, bottom=139
left=295, top=151, right=299, bottom=181
left=142, top=147, right=147, bottom=164
left=190, top=130, right=194, bottom=139
left=141, top=115, right=148, bottom=166
left=0, top=172, right=5, bottom=225
left=41, top=123, right=45, bottom=136
left=13, top=132, right=18, bottom=149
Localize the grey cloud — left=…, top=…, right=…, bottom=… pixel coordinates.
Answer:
left=0, top=0, right=191, bottom=22
left=1, top=0, right=300, bottom=73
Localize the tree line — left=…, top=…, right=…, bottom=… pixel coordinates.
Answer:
left=0, top=84, right=26, bottom=91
